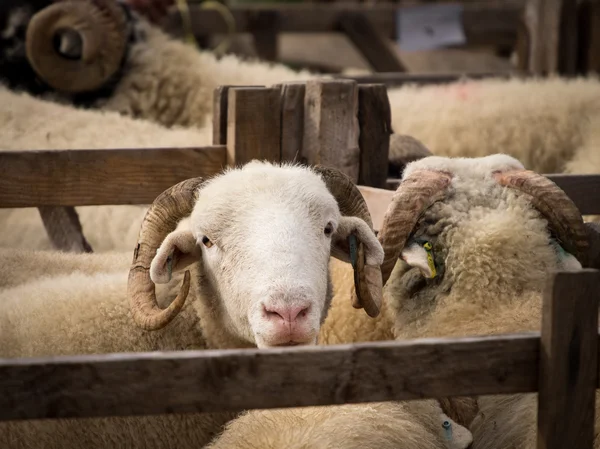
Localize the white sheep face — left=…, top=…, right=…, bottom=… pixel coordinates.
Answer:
left=150, top=162, right=381, bottom=349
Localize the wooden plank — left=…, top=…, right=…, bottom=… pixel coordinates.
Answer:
left=0, top=332, right=541, bottom=422
left=227, top=87, right=282, bottom=166
left=303, top=80, right=360, bottom=182
left=387, top=174, right=600, bottom=216
left=248, top=10, right=280, bottom=61
left=522, top=0, right=578, bottom=75
left=357, top=84, right=392, bottom=188
left=213, top=85, right=261, bottom=145
left=0, top=146, right=227, bottom=208
left=576, top=0, right=600, bottom=74
left=337, top=71, right=527, bottom=87
left=537, top=269, right=600, bottom=449
left=37, top=206, right=93, bottom=253
left=338, top=12, right=407, bottom=73
left=163, top=3, right=522, bottom=48
left=277, top=82, right=306, bottom=163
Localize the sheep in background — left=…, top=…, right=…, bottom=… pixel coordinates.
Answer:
left=0, top=86, right=210, bottom=252
left=375, top=153, right=598, bottom=447
left=387, top=76, right=600, bottom=176
left=0, top=160, right=385, bottom=448
left=206, top=400, right=473, bottom=449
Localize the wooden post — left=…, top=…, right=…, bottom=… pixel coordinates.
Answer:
left=38, top=206, right=93, bottom=253
left=213, top=85, right=261, bottom=145
left=248, top=10, right=279, bottom=62
left=338, top=12, right=407, bottom=73
left=522, top=0, right=579, bottom=75
left=226, top=87, right=282, bottom=166
left=302, top=80, right=360, bottom=182
left=278, top=83, right=306, bottom=163
left=576, top=0, right=600, bottom=74
left=537, top=269, right=600, bottom=449
left=357, top=84, right=391, bottom=189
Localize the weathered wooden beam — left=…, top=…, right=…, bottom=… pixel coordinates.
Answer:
left=0, top=332, right=542, bottom=422
left=576, top=0, right=600, bottom=74
left=338, top=12, right=407, bottom=73
left=277, top=82, right=306, bottom=163
left=37, top=206, right=93, bottom=253
left=387, top=174, right=600, bottom=216
left=302, top=80, right=360, bottom=182
left=162, top=3, right=522, bottom=48
left=226, top=87, right=282, bottom=166
left=0, top=146, right=227, bottom=208
left=537, top=269, right=600, bottom=449
left=337, top=71, right=527, bottom=87
left=213, top=85, right=261, bottom=145
left=356, top=84, right=392, bottom=188
left=522, top=0, right=579, bottom=75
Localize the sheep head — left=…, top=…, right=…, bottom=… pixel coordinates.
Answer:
left=21, top=0, right=129, bottom=93
left=378, top=154, right=589, bottom=295
left=127, top=161, right=384, bottom=349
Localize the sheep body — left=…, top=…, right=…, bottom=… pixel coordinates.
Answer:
left=378, top=154, right=599, bottom=448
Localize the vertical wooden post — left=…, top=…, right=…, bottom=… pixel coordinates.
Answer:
left=277, top=83, right=306, bottom=163
left=522, top=0, right=579, bottom=75
left=213, top=85, right=261, bottom=145
left=38, top=206, right=93, bottom=253
left=248, top=11, right=279, bottom=62
left=536, top=269, right=600, bottom=449
left=302, top=80, right=360, bottom=182
left=576, top=0, right=600, bottom=74
left=226, top=87, right=282, bottom=166
left=357, top=84, right=391, bottom=189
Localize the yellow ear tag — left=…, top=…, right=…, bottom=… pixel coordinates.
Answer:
left=423, top=241, right=437, bottom=279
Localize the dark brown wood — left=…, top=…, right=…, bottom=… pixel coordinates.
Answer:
left=248, top=10, right=280, bottom=61
left=303, top=80, right=360, bottom=182
left=0, top=332, right=541, bottom=422
left=0, top=146, right=227, bottom=208
left=576, top=0, right=600, bottom=74
left=337, top=71, right=528, bottom=87
left=387, top=174, right=600, bottom=216
left=357, top=84, right=391, bottom=188
left=37, top=206, right=93, bottom=253
left=523, top=0, right=579, bottom=75
left=277, top=82, right=306, bottom=163
left=537, top=269, right=600, bottom=449
left=338, top=12, right=407, bottom=73
left=162, top=3, right=522, bottom=48
left=213, top=85, right=261, bottom=145
left=226, top=87, right=282, bottom=166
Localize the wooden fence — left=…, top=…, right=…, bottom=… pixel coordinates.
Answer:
left=1, top=79, right=600, bottom=449
left=162, top=0, right=600, bottom=78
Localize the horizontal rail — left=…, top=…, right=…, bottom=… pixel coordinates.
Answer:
left=164, top=3, right=521, bottom=48
left=338, top=71, right=530, bottom=86
left=0, top=332, right=541, bottom=422
left=0, top=146, right=227, bottom=208
left=387, top=174, right=600, bottom=215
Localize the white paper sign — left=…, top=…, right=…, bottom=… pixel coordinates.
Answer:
left=397, top=4, right=467, bottom=52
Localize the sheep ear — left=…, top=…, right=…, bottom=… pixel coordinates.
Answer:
left=331, top=217, right=384, bottom=318
left=150, top=230, right=201, bottom=284
left=401, top=241, right=437, bottom=279
left=550, top=239, right=582, bottom=271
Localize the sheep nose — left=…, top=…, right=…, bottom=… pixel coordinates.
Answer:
left=263, top=303, right=310, bottom=323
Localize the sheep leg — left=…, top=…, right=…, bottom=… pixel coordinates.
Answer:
left=37, top=206, right=94, bottom=253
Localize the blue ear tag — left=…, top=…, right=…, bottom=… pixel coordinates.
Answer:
left=442, top=420, right=452, bottom=441
left=348, top=234, right=358, bottom=269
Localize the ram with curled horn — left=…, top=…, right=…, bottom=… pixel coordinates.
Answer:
left=127, top=160, right=384, bottom=348
left=373, top=153, right=600, bottom=447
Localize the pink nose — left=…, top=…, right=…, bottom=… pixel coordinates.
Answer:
left=263, top=304, right=310, bottom=323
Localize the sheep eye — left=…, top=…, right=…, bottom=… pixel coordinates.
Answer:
left=201, top=236, right=213, bottom=248
left=324, top=223, right=333, bottom=236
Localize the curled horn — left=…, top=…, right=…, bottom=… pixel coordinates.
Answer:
left=378, top=169, right=454, bottom=286
left=493, top=170, right=590, bottom=267
left=312, top=165, right=382, bottom=318
left=26, top=0, right=128, bottom=93
left=128, top=178, right=206, bottom=331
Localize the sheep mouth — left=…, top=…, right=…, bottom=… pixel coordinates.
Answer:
left=274, top=341, right=303, bottom=347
